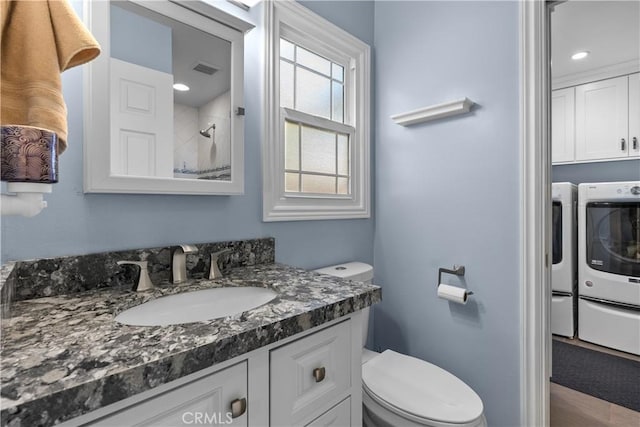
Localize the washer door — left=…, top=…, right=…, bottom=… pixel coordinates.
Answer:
left=552, top=201, right=563, bottom=265
left=586, top=202, right=640, bottom=277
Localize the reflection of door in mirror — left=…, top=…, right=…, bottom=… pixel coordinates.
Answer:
left=110, top=1, right=232, bottom=181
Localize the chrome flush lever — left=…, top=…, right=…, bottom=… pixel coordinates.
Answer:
left=209, top=249, right=232, bottom=279
left=117, top=260, right=154, bottom=292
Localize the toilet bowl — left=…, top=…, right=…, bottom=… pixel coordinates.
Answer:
left=314, top=262, right=487, bottom=427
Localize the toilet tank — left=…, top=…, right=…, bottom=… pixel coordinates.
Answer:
left=313, top=262, right=373, bottom=348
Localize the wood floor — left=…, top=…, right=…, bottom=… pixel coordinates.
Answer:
left=550, top=337, right=640, bottom=427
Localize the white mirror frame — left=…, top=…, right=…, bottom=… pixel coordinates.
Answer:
left=83, top=0, right=253, bottom=195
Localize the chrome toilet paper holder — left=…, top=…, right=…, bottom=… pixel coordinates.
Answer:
left=437, top=265, right=473, bottom=295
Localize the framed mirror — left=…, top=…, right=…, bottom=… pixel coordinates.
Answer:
left=83, top=0, right=253, bottom=195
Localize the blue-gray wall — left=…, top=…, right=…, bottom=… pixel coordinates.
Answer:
left=373, top=2, right=521, bottom=425
left=0, top=0, right=375, bottom=269
left=110, top=4, right=173, bottom=73
left=553, top=159, right=640, bottom=184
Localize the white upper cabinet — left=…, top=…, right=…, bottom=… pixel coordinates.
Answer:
left=552, top=74, right=640, bottom=165
left=629, top=73, right=640, bottom=156
left=551, top=87, right=575, bottom=163
left=575, top=75, right=629, bottom=161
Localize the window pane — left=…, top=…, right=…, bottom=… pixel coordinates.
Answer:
left=285, top=172, right=300, bottom=192
left=332, top=81, right=344, bottom=122
left=296, top=67, right=331, bottom=119
left=337, top=134, right=349, bottom=175
left=332, top=63, right=344, bottom=82
left=302, top=174, right=336, bottom=194
left=285, top=121, right=299, bottom=170
left=301, top=126, right=336, bottom=174
left=280, top=38, right=294, bottom=61
left=337, top=177, right=349, bottom=195
left=297, top=46, right=331, bottom=76
left=280, top=60, right=294, bottom=109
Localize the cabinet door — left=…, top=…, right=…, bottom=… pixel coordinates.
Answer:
left=90, top=362, right=248, bottom=426
left=551, top=87, right=575, bottom=163
left=270, top=321, right=351, bottom=427
left=629, top=73, right=640, bottom=156
left=110, top=58, right=174, bottom=178
left=575, top=76, right=629, bottom=160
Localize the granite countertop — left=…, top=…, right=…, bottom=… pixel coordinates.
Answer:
left=0, top=263, right=381, bottom=426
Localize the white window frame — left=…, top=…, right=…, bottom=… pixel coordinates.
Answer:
left=263, top=0, right=371, bottom=221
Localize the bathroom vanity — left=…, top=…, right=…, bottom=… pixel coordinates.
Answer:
left=0, top=239, right=381, bottom=426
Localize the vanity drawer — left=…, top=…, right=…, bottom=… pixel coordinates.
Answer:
left=88, top=361, right=248, bottom=426
left=306, top=397, right=351, bottom=427
left=270, top=320, right=351, bottom=426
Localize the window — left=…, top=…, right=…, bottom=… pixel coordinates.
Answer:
left=263, top=0, right=370, bottom=221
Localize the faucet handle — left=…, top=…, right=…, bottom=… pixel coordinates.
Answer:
left=117, top=260, right=154, bottom=292
left=209, top=249, right=232, bottom=280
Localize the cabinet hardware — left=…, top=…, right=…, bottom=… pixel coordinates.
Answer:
left=633, top=137, right=638, bottom=150
left=230, top=397, right=247, bottom=418
left=313, top=367, right=326, bottom=382
left=621, top=138, right=626, bottom=151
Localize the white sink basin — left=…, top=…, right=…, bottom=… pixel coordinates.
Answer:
left=115, top=287, right=278, bottom=326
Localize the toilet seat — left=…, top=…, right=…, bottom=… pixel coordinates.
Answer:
left=362, top=350, right=484, bottom=426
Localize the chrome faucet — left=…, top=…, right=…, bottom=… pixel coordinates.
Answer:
left=172, top=245, right=199, bottom=284
left=209, top=249, right=232, bottom=279
left=117, top=260, right=154, bottom=292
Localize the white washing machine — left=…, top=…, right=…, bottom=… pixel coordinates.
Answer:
left=578, top=181, right=640, bottom=355
left=551, top=182, right=577, bottom=338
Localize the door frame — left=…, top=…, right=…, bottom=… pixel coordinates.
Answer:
left=520, top=0, right=552, bottom=425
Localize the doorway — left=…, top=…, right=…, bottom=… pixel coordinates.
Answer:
left=547, top=1, right=640, bottom=425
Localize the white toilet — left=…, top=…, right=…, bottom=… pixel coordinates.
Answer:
left=315, top=262, right=487, bottom=427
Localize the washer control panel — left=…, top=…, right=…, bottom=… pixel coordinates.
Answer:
left=582, top=182, right=640, bottom=200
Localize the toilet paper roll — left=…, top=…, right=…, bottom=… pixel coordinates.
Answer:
left=437, top=283, right=471, bottom=304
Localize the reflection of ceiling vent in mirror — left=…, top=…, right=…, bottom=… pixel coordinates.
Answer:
left=193, top=61, right=218, bottom=76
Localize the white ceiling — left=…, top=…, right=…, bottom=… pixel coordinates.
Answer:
left=170, top=21, right=231, bottom=108
left=551, top=0, right=640, bottom=79
left=120, top=1, right=231, bottom=109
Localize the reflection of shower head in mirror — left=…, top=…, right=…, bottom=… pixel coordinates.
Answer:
left=199, top=124, right=216, bottom=138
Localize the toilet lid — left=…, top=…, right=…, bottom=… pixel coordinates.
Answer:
left=362, top=350, right=484, bottom=424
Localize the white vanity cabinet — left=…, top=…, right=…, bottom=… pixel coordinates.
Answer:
left=62, top=313, right=363, bottom=427
left=551, top=87, right=576, bottom=164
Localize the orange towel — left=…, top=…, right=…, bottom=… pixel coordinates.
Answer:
left=0, top=0, right=100, bottom=154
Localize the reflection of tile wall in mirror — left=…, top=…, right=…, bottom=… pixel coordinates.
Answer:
left=196, top=91, right=231, bottom=180
left=173, top=103, right=199, bottom=177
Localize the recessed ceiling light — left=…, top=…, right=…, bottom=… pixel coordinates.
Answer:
left=571, top=51, right=589, bottom=60
left=173, top=83, right=190, bottom=91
